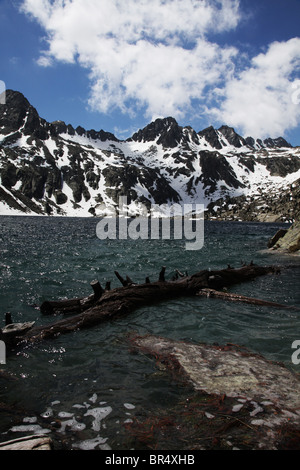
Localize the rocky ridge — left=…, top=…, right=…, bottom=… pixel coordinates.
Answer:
left=0, top=90, right=299, bottom=221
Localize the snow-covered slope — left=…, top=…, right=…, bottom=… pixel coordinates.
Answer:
left=0, top=90, right=299, bottom=221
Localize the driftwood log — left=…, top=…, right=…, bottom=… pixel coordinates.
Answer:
left=5, top=263, right=286, bottom=348
left=0, top=435, right=53, bottom=451
left=40, top=280, right=104, bottom=315
left=196, top=288, right=298, bottom=309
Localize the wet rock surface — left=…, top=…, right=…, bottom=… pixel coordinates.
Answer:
left=128, top=334, right=300, bottom=450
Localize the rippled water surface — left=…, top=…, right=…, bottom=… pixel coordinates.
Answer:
left=0, top=216, right=299, bottom=449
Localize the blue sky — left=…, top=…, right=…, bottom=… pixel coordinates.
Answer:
left=0, top=0, right=300, bottom=144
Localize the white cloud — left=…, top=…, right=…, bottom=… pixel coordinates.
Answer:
left=36, top=55, right=53, bottom=67
left=210, top=38, right=300, bottom=138
left=21, top=0, right=240, bottom=120
left=88, top=38, right=237, bottom=120
left=20, top=0, right=300, bottom=138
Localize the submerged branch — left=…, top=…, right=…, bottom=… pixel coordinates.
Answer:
left=196, top=288, right=297, bottom=310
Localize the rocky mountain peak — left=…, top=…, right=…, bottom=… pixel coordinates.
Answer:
left=198, top=124, right=247, bottom=149
left=245, top=135, right=292, bottom=149
left=52, top=121, right=119, bottom=142
left=130, top=117, right=183, bottom=148
left=1, top=90, right=119, bottom=144
left=197, top=126, right=222, bottom=149
left=218, top=125, right=247, bottom=148
left=263, top=137, right=292, bottom=149
left=51, top=120, right=75, bottom=136
left=0, top=89, right=56, bottom=141
left=0, top=89, right=38, bottom=135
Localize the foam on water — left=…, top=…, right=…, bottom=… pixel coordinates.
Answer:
left=58, top=412, right=74, bottom=419
left=124, top=403, right=135, bottom=410
left=84, top=406, right=113, bottom=432
left=58, top=418, right=86, bottom=433
left=10, top=424, right=51, bottom=434
left=73, top=436, right=110, bottom=450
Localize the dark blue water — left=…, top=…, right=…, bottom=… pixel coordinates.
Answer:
left=0, top=216, right=299, bottom=449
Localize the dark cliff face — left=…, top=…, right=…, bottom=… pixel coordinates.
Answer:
left=0, top=90, right=32, bottom=133
left=257, top=156, right=300, bottom=177
left=0, top=90, right=50, bottom=140
left=198, top=151, right=244, bottom=194
left=198, top=126, right=223, bottom=150
left=218, top=125, right=247, bottom=148
left=0, top=89, right=298, bottom=220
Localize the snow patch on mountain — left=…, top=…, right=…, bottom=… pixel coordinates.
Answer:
left=0, top=90, right=299, bottom=221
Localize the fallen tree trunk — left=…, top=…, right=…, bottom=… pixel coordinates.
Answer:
left=11, top=263, right=281, bottom=347
left=40, top=280, right=104, bottom=315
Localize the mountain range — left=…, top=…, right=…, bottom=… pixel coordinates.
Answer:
left=0, top=89, right=299, bottom=221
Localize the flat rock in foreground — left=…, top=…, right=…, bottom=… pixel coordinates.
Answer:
left=129, top=334, right=300, bottom=449
left=131, top=335, right=300, bottom=409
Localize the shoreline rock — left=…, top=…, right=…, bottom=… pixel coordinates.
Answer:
left=269, top=220, right=300, bottom=253
left=268, top=229, right=288, bottom=248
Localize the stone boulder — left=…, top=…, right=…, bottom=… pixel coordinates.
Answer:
left=271, top=220, right=300, bottom=253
